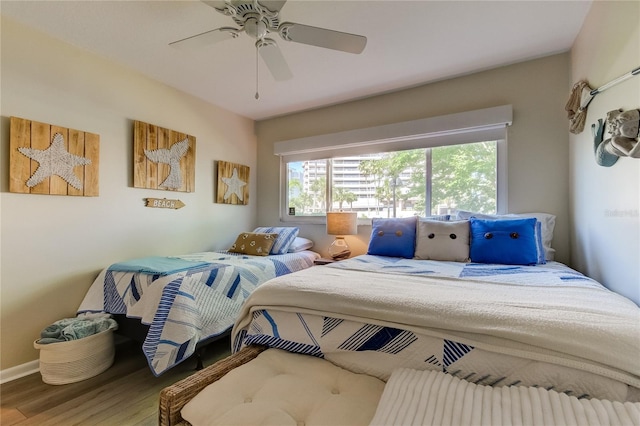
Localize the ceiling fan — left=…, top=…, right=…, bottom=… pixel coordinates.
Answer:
left=169, top=0, right=367, bottom=84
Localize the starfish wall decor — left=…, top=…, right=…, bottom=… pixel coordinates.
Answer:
left=9, top=116, right=100, bottom=196
left=18, top=133, right=91, bottom=190
left=217, top=161, right=250, bottom=205
left=221, top=168, right=247, bottom=201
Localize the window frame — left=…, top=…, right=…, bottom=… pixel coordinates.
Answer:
left=276, top=106, right=511, bottom=223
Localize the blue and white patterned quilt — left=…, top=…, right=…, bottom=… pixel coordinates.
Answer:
left=232, top=255, right=640, bottom=401
left=78, top=250, right=318, bottom=375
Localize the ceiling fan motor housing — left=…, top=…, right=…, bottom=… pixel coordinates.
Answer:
left=231, top=1, right=280, bottom=32
left=244, top=15, right=269, bottom=39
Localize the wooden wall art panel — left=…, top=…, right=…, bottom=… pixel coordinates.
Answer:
left=133, top=120, right=195, bottom=192
left=9, top=116, right=100, bottom=196
left=216, top=161, right=249, bottom=205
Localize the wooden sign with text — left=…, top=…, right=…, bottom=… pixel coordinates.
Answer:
left=144, top=198, right=185, bottom=209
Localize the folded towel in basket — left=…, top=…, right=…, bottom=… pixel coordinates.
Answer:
left=38, top=314, right=118, bottom=344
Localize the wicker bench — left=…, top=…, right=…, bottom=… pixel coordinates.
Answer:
left=160, top=345, right=640, bottom=426
left=159, top=345, right=267, bottom=426
left=159, top=344, right=387, bottom=426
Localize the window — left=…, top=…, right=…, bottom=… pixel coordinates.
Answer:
left=285, top=141, right=498, bottom=220
left=276, top=106, right=511, bottom=222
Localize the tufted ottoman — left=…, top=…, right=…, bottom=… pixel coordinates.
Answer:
left=176, top=347, right=385, bottom=426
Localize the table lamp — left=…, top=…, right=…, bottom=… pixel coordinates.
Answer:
left=326, top=211, right=358, bottom=260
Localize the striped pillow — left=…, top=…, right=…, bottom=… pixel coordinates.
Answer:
left=252, top=227, right=300, bottom=254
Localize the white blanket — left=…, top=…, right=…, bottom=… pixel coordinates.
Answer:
left=233, top=264, right=640, bottom=388
left=370, top=368, right=640, bottom=426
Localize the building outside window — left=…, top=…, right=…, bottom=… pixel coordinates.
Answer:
left=285, top=140, right=498, bottom=219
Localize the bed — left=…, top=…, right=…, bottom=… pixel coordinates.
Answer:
left=229, top=216, right=640, bottom=403
left=232, top=255, right=640, bottom=402
left=158, top=215, right=640, bottom=425
left=77, top=229, right=319, bottom=376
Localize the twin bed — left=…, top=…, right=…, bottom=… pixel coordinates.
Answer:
left=77, top=228, right=319, bottom=375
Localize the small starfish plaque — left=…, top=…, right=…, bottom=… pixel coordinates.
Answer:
left=217, top=161, right=249, bottom=205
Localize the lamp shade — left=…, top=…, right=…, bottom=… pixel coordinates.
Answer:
left=326, top=211, right=357, bottom=235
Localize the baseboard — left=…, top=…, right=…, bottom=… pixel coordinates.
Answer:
left=0, top=360, right=39, bottom=384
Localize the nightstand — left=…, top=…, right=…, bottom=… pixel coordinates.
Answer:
left=314, top=258, right=337, bottom=265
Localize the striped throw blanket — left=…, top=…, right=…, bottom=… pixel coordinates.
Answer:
left=370, top=368, right=640, bottom=426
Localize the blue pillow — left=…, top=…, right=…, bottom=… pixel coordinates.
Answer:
left=469, top=218, right=538, bottom=265
left=252, top=226, right=299, bottom=254
left=367, top=217, right=417, bottom=259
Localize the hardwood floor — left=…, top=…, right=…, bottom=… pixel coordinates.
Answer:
left=0, top=336, right=231, bottom=425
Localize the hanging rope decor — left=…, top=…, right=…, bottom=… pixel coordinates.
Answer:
left=566, top=66, right=639, bottom=134
left=565, top=80, right=593, bottom=134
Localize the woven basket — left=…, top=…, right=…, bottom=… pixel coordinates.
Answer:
left=33, top=328, right=115, bottom=385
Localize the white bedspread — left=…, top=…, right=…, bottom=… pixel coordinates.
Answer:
left=370, top=368, right=640, bottom=426
left=233, top=261, right=640, bottom=389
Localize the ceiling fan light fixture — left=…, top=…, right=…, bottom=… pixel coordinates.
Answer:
left=244, top=16, right=268, bottom=39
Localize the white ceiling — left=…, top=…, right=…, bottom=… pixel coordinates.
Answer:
left=0, top=0, right=592, bottom=120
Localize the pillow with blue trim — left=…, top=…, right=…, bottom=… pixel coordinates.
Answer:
left=252, top=226, right=299, bottom=254
left=469, top=218, right=538, bottom=265
left=367, top=217, right=417, bottom=259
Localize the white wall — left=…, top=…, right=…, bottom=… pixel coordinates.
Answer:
left=0, top=17, right=257, bottom=371
left=569, top=1, right=640, bottom=305
left=255, top=54, right=572, bottom=264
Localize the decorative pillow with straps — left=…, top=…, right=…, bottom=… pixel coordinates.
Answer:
left=469, top=217, right=538, bottom=265
left=367, top=216, right=417, bottom=259
left=414, top=219, right=470, bottom=262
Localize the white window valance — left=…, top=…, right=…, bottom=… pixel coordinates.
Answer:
left=274, top=105, right=513, bottom=161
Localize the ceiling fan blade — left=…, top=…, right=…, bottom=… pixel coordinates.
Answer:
left=201, top=1, right=228, bottom=12
left=257, top=39, right=293, bottom=81
left=259, top=0, right=288, bottom=13
left=169, top=27, right=239, bottom=50
left=279, top=22, right=367, bottom=54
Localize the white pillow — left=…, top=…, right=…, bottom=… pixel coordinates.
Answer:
left=414, top=219, right=470, bottom=262
left=287, top=237, right=314, bottom=253
left=455, top=210, right=556, bottom=260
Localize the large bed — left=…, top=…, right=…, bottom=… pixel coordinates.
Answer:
left=159, top=215, right=640, bottom=425
left=77, top=230, right=319, bottom=376
left=232, top=255, right=640, bottom=402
